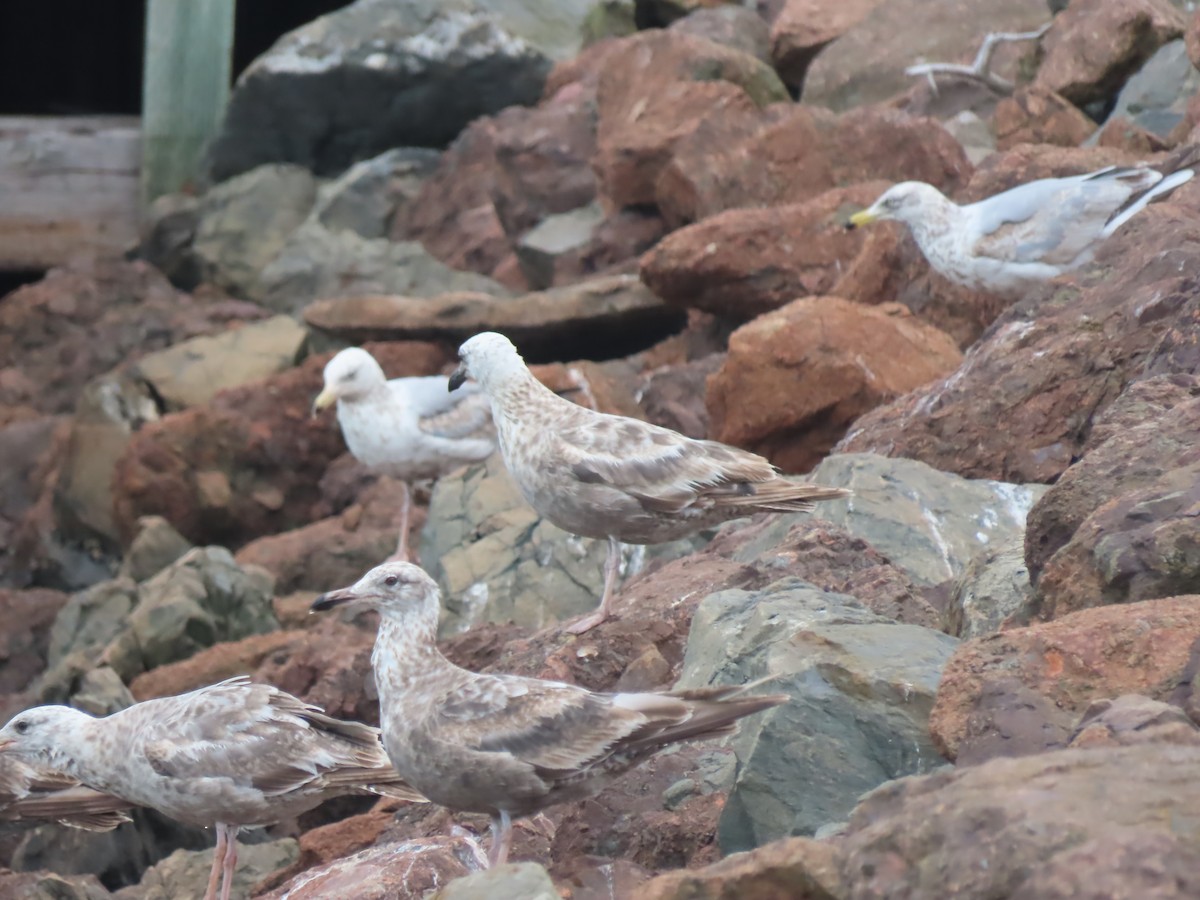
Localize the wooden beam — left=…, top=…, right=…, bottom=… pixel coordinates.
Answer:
left=0, top=116, right=141, bottom=271
left=141, top=0, right=236, bottom=204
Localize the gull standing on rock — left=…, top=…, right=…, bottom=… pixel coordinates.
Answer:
left=448, top=332, right=850, bottom=633
left=847, top=164, right=1194, bottom=296
left=313, top=347, right=495, bottom=561
left=312, top=561, right=787, bottom=867
left=0, top=677, right=424, bottom=900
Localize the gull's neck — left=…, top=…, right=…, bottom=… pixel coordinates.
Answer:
left=371, top=606, right=464, bottom=708
left=38, top=715, right=98, bottom=781
left=902, top=190, right=965, bottom=250
left=480, top=363, right=560, bottom=422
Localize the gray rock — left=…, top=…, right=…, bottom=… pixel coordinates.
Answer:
left=1108, top=39, right=1200, bottom=137
left=431, top=862, right=557, bottom=900
left=115, top=838, right=298, bottom=900
left=191, top=165, right=318, bottom=299
left=422, top=453, right=704, bottom=635
left=313, top=147, right=441, bottom=238
left=678, top=578, right=958, bottom=851
left=947, top=538, right=1036, bottom=638
left=72, top=666, right=135, bottom=716
left=119, top=517, right=193, bottom=583
left=582, top=0, right=637, bottom=44
left=208, top=0, right=596, bottom=180
left=39, top=548, right=278, bottom=700
left=131, top=316, right=306, bottom=410
left=668, top=6, right=771, bottom=62
left=258, top=221, right=509, bottom=315
left=810, top=453, right=1048, bottom=587
left=516, top=202, right=605, bottom=289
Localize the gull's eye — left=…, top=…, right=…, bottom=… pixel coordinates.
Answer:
left=384, top=575, right=399, bottom=587
left=13, top=720, right=29, bottom=735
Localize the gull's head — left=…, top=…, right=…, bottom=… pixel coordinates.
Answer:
left=0, top=706, right=89, bottom=768
left=313, top=347, right=387, bottom=416
left=448, top=332, right=524, bottom=394
left=311, top=561, right=440, bottom=623
left=849, top=182, right=946, bottom=229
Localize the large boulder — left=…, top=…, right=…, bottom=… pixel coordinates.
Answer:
left=594, top=30, right=789, bottom=208
left=678, top=578, right=958, bottom=851
left=929, top=595, right=1200, bottom=764
left=707, top=298, right=962, bottom=472
left=207, top=0, right=596, bottom=180
left=811, top=453, right=1048, bottom=589
left=640, top=184, right=890, bottom=320
left=1034, top=0, right=1186, bottom=108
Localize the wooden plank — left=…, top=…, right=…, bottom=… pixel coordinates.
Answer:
left=141, top=0, right=236, bottom=204
left=0, top=115, right=141, bottom=271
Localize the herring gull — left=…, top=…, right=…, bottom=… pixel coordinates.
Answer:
left=312, top=561, right=786, bottom=867
left=313, top=347, right=495, bottom=561
left=0, top=676, right=424, bottom=900
left=848, top=164, right=1194, bottom=296
left=447, top=332, right=849, bottom=632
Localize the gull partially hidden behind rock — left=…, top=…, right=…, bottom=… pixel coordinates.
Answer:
left=0, top=676, right=425, bottom=900
left=0, top=754, right=131, bottom=831
left=848, top=164, right=1195, bottom=296
left=447, top=332, right=850, bottom=632
left=313, top=347, right=495, bottom=561
left=312, top=561, right=787, bottom=867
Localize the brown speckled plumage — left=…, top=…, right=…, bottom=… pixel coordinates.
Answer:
left=449, top=332, right=849, bottom=630
left=313, top=562, right=787, bottom=867
left=0, top=678, right=424, bottom=900
left=0, top=755, right=130, bottom=831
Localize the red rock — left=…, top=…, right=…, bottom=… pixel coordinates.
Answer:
left=1035, top=465, right=1200, bottom=619
left=128, top=630, right=301, bottom=701
left=0, top=258, right=267, bottom=415
left=641, top=182, right=890, bottom=320
left=1095, top=115, right=1171, bottom=153
left=1188, top=10, right=1200, bottom=70
left=1024, top=374, right=1200, bottom=584
left=0, top=414, right=68, bottom=586
left=993, top=85, right=1097, bottom=150
left=594, top=30, right=788, bottom=209
left=235, top=477, right=408, bottom=594
left=1035, top=0, right=1185, bottom=107
left=254, top=805, right=397, bottom=895
left=838, top=146, right=1199, bottom=484
left=770, top=0, right=886, bottom=93
left=639, top=354, right=726, bottom=439
left=0, top=587, right=69, bottom=722
left=639, top=836, right=844, bottom=900
left=928, top=596, right=1200, bottom=763
left=110, top=342, right=450, bottom=550
left=708, top=297, right=962, bottom=473
left=390, top=119, right=509, bottom=278
left=657, top=103, right=971, bottom=227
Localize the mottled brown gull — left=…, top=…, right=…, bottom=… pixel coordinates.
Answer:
left=313, top=346, right=495, bottom=560
left=447, top=332, right=850, bottom=632
left=0, top=676, right=424, bottom=900
left=0, top=755, right=130, bottom=831
left=312, top=561, right=786, bottom=867
left=848, top=164, right=1194, bottom=296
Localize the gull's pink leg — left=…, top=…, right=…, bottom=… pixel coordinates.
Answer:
left=565, top=536, right=621, bottom=635
left=218, top=824, right=239, bottom=900
left=202, top=823, right=228, bottom=900
left=387, top=481, right=412, bottom=562
left=488, top=809, right=513, bottom=867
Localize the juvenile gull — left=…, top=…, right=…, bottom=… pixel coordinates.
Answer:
left=313, top=347, right=495, bottom=560
left=848, top=164, right=1195, bottom=296
left=312, top=561, right=787, bottom=867
left=0, top=677, right=424, bottom=900
left=448, top=332, right=850, bottom=632
left=0, top=755, right=130, bottom=831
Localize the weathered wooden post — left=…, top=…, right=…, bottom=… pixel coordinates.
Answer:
left=140, top=0, right=236, bottom=205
